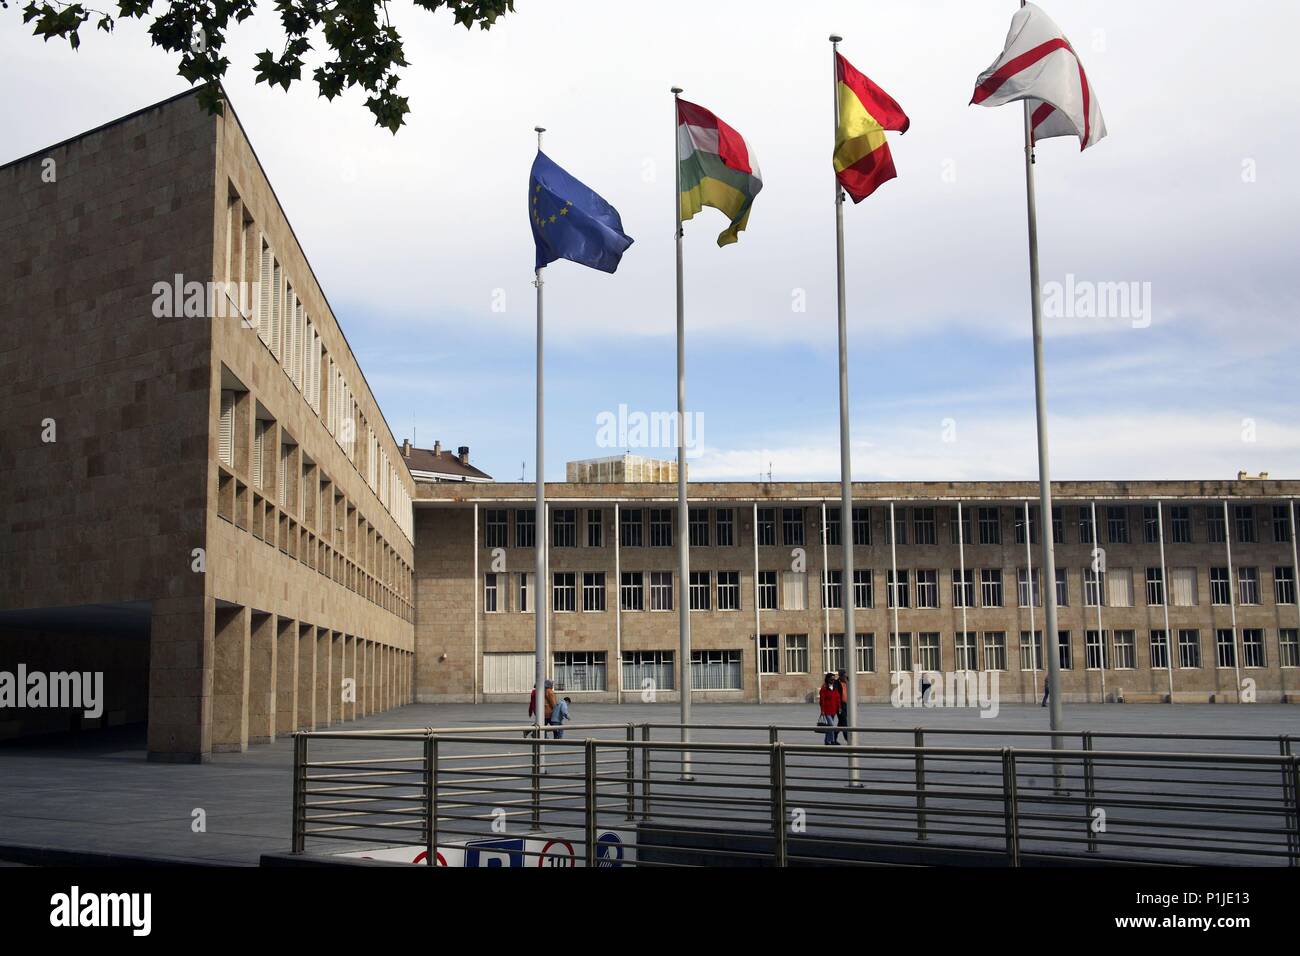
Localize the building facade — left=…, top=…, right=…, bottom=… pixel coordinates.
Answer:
left=414, top=481, right=1300, bottom=705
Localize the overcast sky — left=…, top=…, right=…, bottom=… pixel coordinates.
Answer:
left=4, top=1, right=1297, bottom=483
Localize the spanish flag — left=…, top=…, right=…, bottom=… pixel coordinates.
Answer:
left=833, top=54, right=909, bottom=203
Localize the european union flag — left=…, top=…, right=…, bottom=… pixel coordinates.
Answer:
left=529, top=151, right=633, bottom=274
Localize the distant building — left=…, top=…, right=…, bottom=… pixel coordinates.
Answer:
left=401, top=440, right=491, bottom=484
left=567, top=454, right=682, bottom=483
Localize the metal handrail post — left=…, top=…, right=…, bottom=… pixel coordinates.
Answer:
left=427, top=735, right=439, bottom=866
left=423, top=735, right=434, bottom=864
left=640, top=724, right=652, bottom=820
left=1289, top=752, right=1300, bottom=867
left=625, top=724, right=636, bottom=822
left=531, top=733, right=542, bottom=831
left=1083, top=731, right=1097, bottom=852
left=291, top=732, right=306, bottom=854
left=585, top=740, right=598, bottom=866
left=771, top=742, right=787, bottom=867
left=1281, top=736, right=1296, bottom=863
left=1002, top=748, right=1021, bottom=866
left=914, top=728, right=927, bottom=841
left=768, top=725, right=779, bottom=746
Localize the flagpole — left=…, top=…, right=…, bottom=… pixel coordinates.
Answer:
left=829, top=34, right=860, bottom=784
left=672, top=86, right=693, bottom=780
left=1021, top=92, right=1065, bottom=760
left=533, top=126, right=548, bottom=755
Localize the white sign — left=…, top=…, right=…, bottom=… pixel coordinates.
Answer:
left=336, top=829, right=634, bottom=868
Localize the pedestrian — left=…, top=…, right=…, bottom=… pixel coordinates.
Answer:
left=551, top=696, right=572, bottom=738
left=526, top=680, right=559, bottom=735
left=835, top=669, right=851, bottom=742
left=818, top=673, right=842, bottom=745
left=542, top=679, right=558, bottom=734
left=1040, top=678, right=1050, bottom=707
left=920, top=672, right=933, bottom=706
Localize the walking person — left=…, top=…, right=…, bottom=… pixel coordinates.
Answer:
left=551, top=696, right=571, bottom=739
left=1040, top=678, right=1050, bottom=707
left=835, top=669, right=851, bottom=742
left=818, top=673, right=842, bottom=745
left=527, top=679, right=559, bottom=735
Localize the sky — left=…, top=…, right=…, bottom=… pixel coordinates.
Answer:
left=3, top=1, right=1298, bottom=483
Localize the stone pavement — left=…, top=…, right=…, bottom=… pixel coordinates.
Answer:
left=0, top=703, right=1294, bottom=865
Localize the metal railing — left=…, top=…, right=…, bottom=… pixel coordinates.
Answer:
left=291, top=722, right=1300, bottom=867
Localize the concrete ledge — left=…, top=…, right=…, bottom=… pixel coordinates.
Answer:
left=259, top=852, right=407, bottom=867
left=0, top=842, right=240, bottom=868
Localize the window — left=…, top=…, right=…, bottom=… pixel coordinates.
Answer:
left=1242, top=629, right=1265, bottom=668
left=887, top=569, right=910, bottom=608
left=886, top=507, right=907, bottom=546
left=1055, top=568, right=1068, bottom=607
left=1057, top=631, right=1073, bottom=670
left=1170, top=506, right=1192, bottom=544
left=1051, top=506, right=1064, bottom=545
left=485, top=509, right=508, bottom=548
left=620, top=572, right=644, bottom=611
left=1171, top=567, right=1197, bottom=606
left=649, top=572, right=673, bottom=611
left=691, top=650, right=742, bottom=690
left=782, top=508, right=805, bottom=546
left=853, top=569, right=873, bottom=609
left=252, top=419, right=268, bottom=489
left=825, top=507, right=842, bottom=547
left=785, top=634, right=809, bottom=674
left=1145, top=567, right=1164, bottom=606
left=822, top=569, right=844, bottom=609
left=916, top=569, right=939, bottom=608
left=852, top=507, right=871, bottom=546
left=951, top=569, right=975, bottom=608
left=1013, top=507, right=1038, bottom=545
left=484, top=573, right=501, bottom=612
left=583, top=572, right=606, bottom=612
left=1107, top=506, right=1129, bottom=544
left=1143, top=505, right=1160, bottom=544
left=716, top=509, right=734, bottom=547
left=689, top=508, right=709, bottom=547
left=218, top=389, right=236, bottom=468
left=1237, top=567, right=1260, bottom=605
left=757, top=508, right=776, bottom=546
left=758, top=636, right=779, bottom=675
left=978, top=507, right=1001, bottom=545
left=649, top=509, right=673, bottom=547
left=1016, top=568, right=1041, bottom=608
left=917, top=632, right=941, bottom=671
left=1085, top=630, right=1109, bottom=670
left=1273, top=505, right=1292, bottom=543
left=982, top=632, right=1007, bottom=671
left=1079, top=507, right=1096, bottom=545
left=1107, top=570, right=1132, bottom=607
left=950, top=632, right=974, bottom=671
left=1276, top=567, right=1296, bottom=605
left=889, top=632, right=912, bottom=672
left=1178, top=629, right=1201, bottom=668
left=1281, top=629, right=1299, bottom=668
left=950, top=506, right=971, bottom=545
left=552, top=509, right=576, bottom=548
left=782, top=572, right=807, bottom=611
left=620, top=508, right=643, bottom=547
left=979, top=568, right=1002, bottom=608
left=1083, top=566, right=1104, bottom=607
left=516, top=509, right=536, bottom=549
left=553, top=572, right=576, bottom=612
left=717, top=571, right=741, bottom=610
left=1215, top=629, right=1236, bottom=669
left=856, top=633, right=876, bottom=673
left=622, top=651, right=673, bottom=691
left=1019, top=631, right=1043, bottom=671
left=586, top=509, right=603, bottom=548
left=1149, top=630, right=1169, bottom=669
left=517, top=572, right=535, bottom=613
left=689, top=571, right=711, bottom=611
left=823, top=633, right=846, bottom=674
left=913, top=507, right=936, bottom=545
left=758, top=570, right=778, bottom=610
left=1206, top=507, right=1226, bottom=543
left=1112, top=630, right=1136, bottom=669
left=1234, top=505, right=1256, bottom=543
left=1210, top=567, right=1231, bottom=606
left=553, top=651, right=606, bottom=692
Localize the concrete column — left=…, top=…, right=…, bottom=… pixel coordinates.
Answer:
left=297, top=624, right=316, bottom=730
left=212, top=604, right=251, bottom=753
left=345, top=634, right=357, bottom=720
left=247, top=611, right=277, bottom=744
left=330, top=632, right=344, bottom=723
left=315, top=628, right=331, bottom=727
left=275, top=616, right=299, bottom=737
left=357, top=639, right=368, bottom=718
left=379, top=645, right=388, bottom=711
left=146, top=595, right=213, bottom=763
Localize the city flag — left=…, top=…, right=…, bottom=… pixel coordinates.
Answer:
left=529, top=151, right=634, bottom=273
left=677, top=99, right=763, bottom=247
left=970, top=2, right=1107, bottom=150
left=833, top=53, right=910, bottom=203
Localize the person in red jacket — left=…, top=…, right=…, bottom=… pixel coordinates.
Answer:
left=818, top=673, right=842, bottom=745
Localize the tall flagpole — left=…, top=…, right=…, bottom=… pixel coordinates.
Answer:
left=829, top=35, right=860, bottom=783
left=533, top=126, right=548, bottom=748
left=1020, top=75, right=1065, bottom=755
left=672, top=86, right=693, bottom=779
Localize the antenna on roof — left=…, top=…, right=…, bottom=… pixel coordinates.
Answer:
left=520, top=461, right=526, bottom=482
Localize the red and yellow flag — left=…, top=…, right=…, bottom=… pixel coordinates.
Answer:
left=833, top=54, right=909, bottom=203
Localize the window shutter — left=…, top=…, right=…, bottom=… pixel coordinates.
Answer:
left=270, top=262, right=282, bottom=359
left=252, top=420, right=264, bottom=489
left=218, top=390, right=235, bottom=467
left=258, top=242, right=272, bottom=346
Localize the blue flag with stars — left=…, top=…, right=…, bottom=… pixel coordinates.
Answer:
left=530, top=151, right=633, bottom=273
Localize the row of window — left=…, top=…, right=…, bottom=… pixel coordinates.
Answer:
left=222, top=187, right=411, bottom=539
left=482, top=565, right=1299, bottom=614
left=482, top=503, right=1297, bottom=551
left=532, top=650, right=744, bottom=692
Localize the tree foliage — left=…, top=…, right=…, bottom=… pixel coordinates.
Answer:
left=10, top=0, right=515, bottom=132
